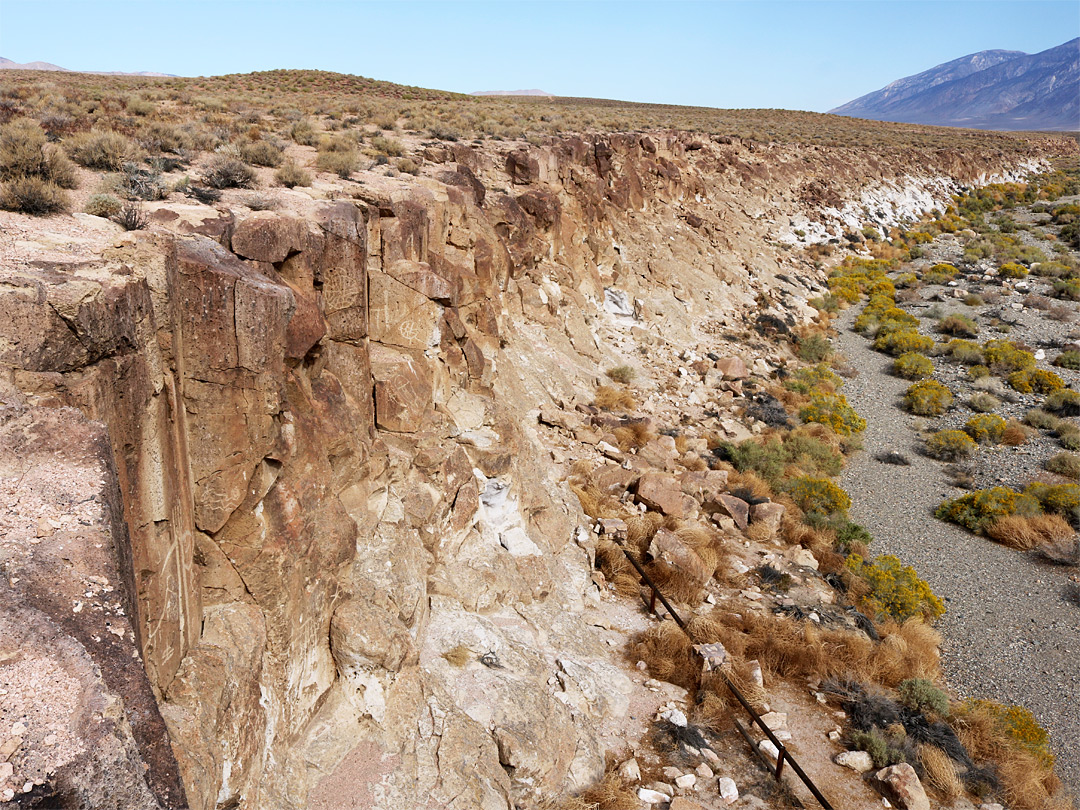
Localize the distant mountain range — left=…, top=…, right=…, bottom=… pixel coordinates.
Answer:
left=830, top=38, right=1079, bottom=131
left=471, top=89, right=553, bottom=97
left=0, top=57, right=176, bottom=77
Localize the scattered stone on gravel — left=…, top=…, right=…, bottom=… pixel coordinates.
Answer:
left=717, top=776, right=739, bottom=804
left=835, top=749, right=875, bottom=773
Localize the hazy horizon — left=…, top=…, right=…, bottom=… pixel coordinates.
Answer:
left=0, top=1, right=1076, bottom=113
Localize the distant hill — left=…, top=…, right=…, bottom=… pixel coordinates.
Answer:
left=472, top=89, right=553, bottom=97
left=831, top=38, right=1079, bottom=131
left=0, top=57, right=176, bottom=77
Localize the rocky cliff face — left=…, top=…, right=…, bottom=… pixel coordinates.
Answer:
left=0, top=132, right=1057, bottom=808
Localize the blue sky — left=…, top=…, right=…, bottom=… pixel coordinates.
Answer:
left=0, top=1, right=1076, bottom=111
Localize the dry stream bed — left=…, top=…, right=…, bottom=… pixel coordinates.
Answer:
left=835, top=271, right=1080, bottom=793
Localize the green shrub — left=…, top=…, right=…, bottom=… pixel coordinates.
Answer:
left=789, top=477, right=851, bottom=516
left=370, top=135, right=405, bottom=156
left=1024, top=408, right=1061, bottom=430
left=984, top=340, right=1035, bottom=374
left=240, top=139, right=284, bottom=167
left=947, top=339, right=985, bottom=365
left=799, top=392, right=866, bottom=436
left=923, top=262, right=958, bottom=285
left=846, top=554, right=945, bottom=622
left=290, top=119, right=319, bottom=146
left=967, top=364, right=991, bottom=380
left=935, top=486, right=1040, bottom=533
left=126, top=96, right=155, bottom=115
left=828, top=276, right=862, bottom=303
left=65, top=128, right=136, bottom=170
left=796, top=333, right=832, bottom=362
left=1055, top=420, right=1080, bottom=439
left=1053, top=279, right=1080, bottom=301
left=0, top=175, right=69, bottom=215
left=274, top=160, right=312, bottom=188
left=967, top=391, right=1000, bottom=412
left=892, top=352, right=933, bottom=380
left=84, top=192, right=122, bottom=218
left=1060, top=432, right=1080, bottom=451
left=0, top=118, right=77, bottom=213
left=1046, top=452, right=1080, bottom=479
left=925, top=430, right=977, bottom=460
left=903, top=380, right=953, bottom=416
left=874, top=329, right=935, bottom=357
left=785, top=363, right=843, bottom=395
left=1023, top=482, right=1080, bottom=515
left=719, top=431, right=843, bottom=489
left=850, top=729, right=908, bottom=768
left=1054, top=350, right=1080, bottom=370
left=964, top=413, right=1006, bottom=444
left=1043, top=389, right=1080, bottom=417
left=898, top=678, right=950, bottom=716
left=1008, top=368, right=1064, bottom=394
left=316, top=149, right=359, bottom=178
left=835, top=520, right=874, bottom=551
left=0, top=118, right=77, bottom=188
left=606, top=365, right=636, bottom=384
left=203, top=155, right=256, bottom=189
left=999, top=262, right=1029, bottom=279
left=808, top=294, right=839, bottom=314
left=938, top=313, right=978, bottom=337
left=894, top=273, right=919, bottom=288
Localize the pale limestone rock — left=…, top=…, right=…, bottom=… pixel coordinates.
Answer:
left=638, top=788, right=670, bottom=804
left=835, top=749, right=874, bottom=773
left=618, top=758, right=641, bottom=782
left=759, top=712, right=791, bottom=742
left=717, top=777, right=739, bottom=805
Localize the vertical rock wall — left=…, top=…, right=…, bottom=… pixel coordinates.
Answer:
left=0, top=132, right=1043, bottom=809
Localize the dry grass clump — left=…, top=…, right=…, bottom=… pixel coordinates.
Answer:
left=1001, top=419, right=1030, bottom=446
left=544, top=763, right=639, bottom=810
left=612, top=420, right=656, bottom=451
left=595, top=538, right=639, bottom=596
left=967, top=392, right=1001, bottom=413
left=65, top=128, right=137, bottom=170
left=725, top=469, right=773, bottom=502
left=953, top=702, right=1062, bottom=810
left=441, top=644, right=472, bottom=667
left=203, top=154, right=257, bottom=189
left=632, top=621, right=698, bottom=690
left=1046, top=451, right=1080, bottom=479
left=985, top=514, right=1074, bottom=551
left=274, top=160, right=312, bottom=188
left=703, top=612, right=940, bottom=689
left=918, top=744, right=965, bottom=801
left=594, top=384, right=637, bottom=412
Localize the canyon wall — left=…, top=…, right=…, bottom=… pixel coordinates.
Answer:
left=0, top=131, right=1054, bottom=808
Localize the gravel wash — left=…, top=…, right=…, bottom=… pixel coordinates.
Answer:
left=835, top=308, right=1080, bottom=793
